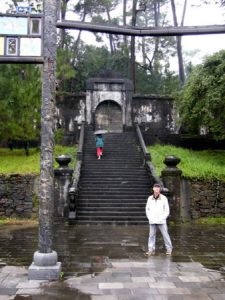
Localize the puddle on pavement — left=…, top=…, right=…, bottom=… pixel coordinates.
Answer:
left=0, top=223, right=225, bottom=275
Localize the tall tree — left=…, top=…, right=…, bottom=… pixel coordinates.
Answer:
left=60, top=0, right=71, bottom=48
left=123, top=0, right=128, bottom=47
left=170, top=0, right=187, bottom=85
left=73, top=0, right=119, bottom=54
left=135, top=1, right=176, bottom=80
left=177, top=50, right=225, bottom=140
left=130, top=0, right=137, bottom=91
left=0, top=64, right=41, bottom=154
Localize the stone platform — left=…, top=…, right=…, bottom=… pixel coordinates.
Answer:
left=0, top=224, right=225, bottom=299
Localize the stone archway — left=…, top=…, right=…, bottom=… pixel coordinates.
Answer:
left=95, top=100, right=123, bottom=132
left=86, top=78, right=133, bottom=130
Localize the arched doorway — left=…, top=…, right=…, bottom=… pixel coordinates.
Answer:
left=95, top=100, right=123, bottom=132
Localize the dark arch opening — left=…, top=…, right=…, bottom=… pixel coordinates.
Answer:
left=95, top=100, right=123, bottom=133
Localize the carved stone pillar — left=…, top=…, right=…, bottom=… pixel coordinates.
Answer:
left=28, top=0, right=61, bottom=280
left=161, top=156, right=182, bottom=222
left=54, top=155, right=73, bottom=217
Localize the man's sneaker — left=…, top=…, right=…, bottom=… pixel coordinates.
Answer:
left=145, top=251, right=155, bottom=256
left=166, top=250, right=172, bottom=256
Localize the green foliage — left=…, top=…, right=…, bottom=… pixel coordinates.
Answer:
left=0, top=64, right=41, bottom=144
left=54, top=128, right=65, bottom=145
left=136, top=64, right=180, bottom=95
left=59, top=272, right=65, bottom=280
left=66, top=43, right=179, bottom=95
left=177, top=50, right=225, bottom=140
left=73, top=45, right=129, bottom=90
left=195, top=217, right=225, bottom=225
left=0, top=217, right=38, bottom=225
left=56, top=47, right=76, bottom=92
left=32, top=193, right=39, bottom=208
left=149, top=144, right=225, bottom=181
left=0, top=145, right=77, bottom=175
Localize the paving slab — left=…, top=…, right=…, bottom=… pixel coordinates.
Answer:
left=0, top=223, right=225, bottom=299
left=0, top=297, right=15, bottom=300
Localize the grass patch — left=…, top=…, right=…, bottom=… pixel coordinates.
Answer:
left=0, top=217, right=38, bottom=226
left=148, top=144, right=225, bottom=181
left=0, top=145, right=77, bottom=175
left=194, top=217, right=225, bottom=225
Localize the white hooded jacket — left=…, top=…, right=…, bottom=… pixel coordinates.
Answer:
left=145, top=194, right=170, bottom=224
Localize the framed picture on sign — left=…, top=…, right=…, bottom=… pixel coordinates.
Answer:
left=20, top=38, right=42, bottom=56
left=0, top=37, right=4, bottom=55
left=30, top=18, right=42, bottom=35
left=0, top=17, right=27, bottom=35
left=6, top=37, right=18, bottom=56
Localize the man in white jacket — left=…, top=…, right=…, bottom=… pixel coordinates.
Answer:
left=145, top=183, right=173, bottom=256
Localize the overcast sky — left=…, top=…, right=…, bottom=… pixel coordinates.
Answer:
left=1, top=0, right=225, bottom=68
left=171, top=0, right=225, bottom=66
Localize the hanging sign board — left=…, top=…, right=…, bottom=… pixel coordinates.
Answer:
left=0, top=14, right=43, bottom=60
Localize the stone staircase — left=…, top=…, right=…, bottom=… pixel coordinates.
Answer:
left=75, top=127, right=153, bottom=224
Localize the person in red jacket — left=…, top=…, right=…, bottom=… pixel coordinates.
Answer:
left=145, top=183, right=173, bottom=256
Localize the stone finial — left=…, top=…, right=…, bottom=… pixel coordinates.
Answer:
left=163, top=155, right=181, bottom=168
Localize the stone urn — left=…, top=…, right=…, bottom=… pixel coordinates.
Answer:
left=163, top=155, right=181, bottom=168
left=55, top=155, right=72, bottom=169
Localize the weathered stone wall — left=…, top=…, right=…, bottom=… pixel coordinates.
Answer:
left=187, top=179, right=225, bottom=219
left=56, top=91, right=176, bottom=145
left=56, top=93, right=86, bottom=145
left=1, top=174, right=224, bottom=220
left=0, top=175, right=38, bottom=217
left=132, top=95, right=177, bottom=144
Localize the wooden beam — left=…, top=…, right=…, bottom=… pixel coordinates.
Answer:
left=0, top=57, right=44, bottom=64
left=57, top=20, right=225, bottom=37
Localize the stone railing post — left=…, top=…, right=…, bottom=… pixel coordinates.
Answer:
left=54, top=155, right=73, bottom=218
left=161, top=156, right=182, bottom=222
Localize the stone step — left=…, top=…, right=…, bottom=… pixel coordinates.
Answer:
left=77, top=208, right=145, bottom=213
left=78, top=187, right=150, bottom=196
left=76, top=215, right=148, bottom=221
left=77, top=209, right=146, bottom=220
left=77, top=203, right=146, bottom=208
left=83, top=156, right=141, bottom=161
left=81, top=170, right=147, bottom=173
left=74, top=128, right=151, bottom=224
left=82, top=164, right=143, bottom=168
left=78, top=196, right=148, bottom=201
left=80, top=180, right=151, bottom=186
left=80, top=172, right=148, bottom=177
left=81, top=165, right=143, bottom=169
left=73, top=220, right=148, bottom=225
left=79, top=190, right=149, bottom=195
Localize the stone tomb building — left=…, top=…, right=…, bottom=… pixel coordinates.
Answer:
left=56, top=77, right=176, bottom=144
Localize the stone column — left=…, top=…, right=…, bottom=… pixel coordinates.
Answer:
left=161, top=156, right=182, bottom=222
left=28, top=0, right=61, bottom=280
left=54, top=155, right=73, bottom=218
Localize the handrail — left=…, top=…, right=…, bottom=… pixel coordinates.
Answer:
left=135, top=123, right=169, bottom=194
left=68, top=161, right=82, bottom=220
left=136, top=124, right=151, bottom=161
left=68, top=121, right=85, bottom=221
left=77, top=121, right=85, bottom=161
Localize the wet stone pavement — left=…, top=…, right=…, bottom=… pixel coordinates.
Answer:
left=0, top=223, right=225, bottom=299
